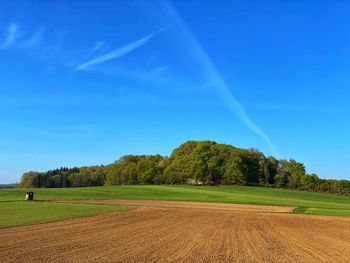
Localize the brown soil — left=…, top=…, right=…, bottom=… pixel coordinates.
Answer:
left=1, top=200, right=349, bottom=263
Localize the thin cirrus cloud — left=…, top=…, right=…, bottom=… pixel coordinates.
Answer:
left=91, top=41, right=104, bottom=52
left=152, top=65, right=170, bottom=73
left=0, top=22, right=20, bottom=48
left=75, top=25, right=169, bottom=71
left=247, top=103, right=341, bottom=113
left=19, top=28, right=44, bottom=48
left=0, top=23, right=44, bottom=50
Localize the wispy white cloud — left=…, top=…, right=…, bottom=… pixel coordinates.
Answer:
left=0, top=22, right=20, bottom=48
left=19, top=28, right=44, bottom=48
left=0, top=23, right=45, bottom=50
left=152, top=65, right=170, bottom=74
left=161, top=1, right=279, bottom=156
left=75, top=25, right=169, bottom=71
left=247, top=103, right=341, bottom=113
left=91, top=41, right=104, bottom=52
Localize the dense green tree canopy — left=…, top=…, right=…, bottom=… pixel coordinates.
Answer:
left=18, top=141, right=350, bottom=195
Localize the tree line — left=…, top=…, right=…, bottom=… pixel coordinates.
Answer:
left=0, top=183, right=17, bottom=189
left=18, top=140, right=350, bottom=195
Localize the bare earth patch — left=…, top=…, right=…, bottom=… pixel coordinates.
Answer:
left=1, top=200, right=349, bottom=263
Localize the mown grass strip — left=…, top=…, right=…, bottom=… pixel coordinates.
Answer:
left=293, top=207, right=308, bottom=214
left=293, top=206, right=350, bottom=217
left=0, top=201, right=127, bottom=228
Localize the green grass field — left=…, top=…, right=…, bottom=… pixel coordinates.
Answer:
left=1, top=185, right=350, bottom=228
left=0, top=201, right=127, bottom=228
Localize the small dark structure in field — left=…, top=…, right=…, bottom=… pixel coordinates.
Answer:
left=25, top=192, right=34, bottom=201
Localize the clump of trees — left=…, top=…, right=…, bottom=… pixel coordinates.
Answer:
left=18, top=167, right=79, bottom=188
left=18, top=140, right=350, bottom=195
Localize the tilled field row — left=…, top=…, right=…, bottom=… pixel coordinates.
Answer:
left=1, top=201, right=349, bottom=262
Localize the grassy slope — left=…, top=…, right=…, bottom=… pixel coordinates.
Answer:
left=1, top=185, right=349, bottom=217
left=0, top=201, right=126, bottom=228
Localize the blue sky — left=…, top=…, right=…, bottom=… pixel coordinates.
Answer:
left=0, top=0, right=349, bottom=183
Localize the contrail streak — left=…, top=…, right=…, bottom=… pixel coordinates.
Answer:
left=76, top=25, right=169, bottom=70
left=161, top=1, right=279, bottom=156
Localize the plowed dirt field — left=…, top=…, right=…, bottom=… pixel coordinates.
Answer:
left=1, top=200, right=349, bottom=263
